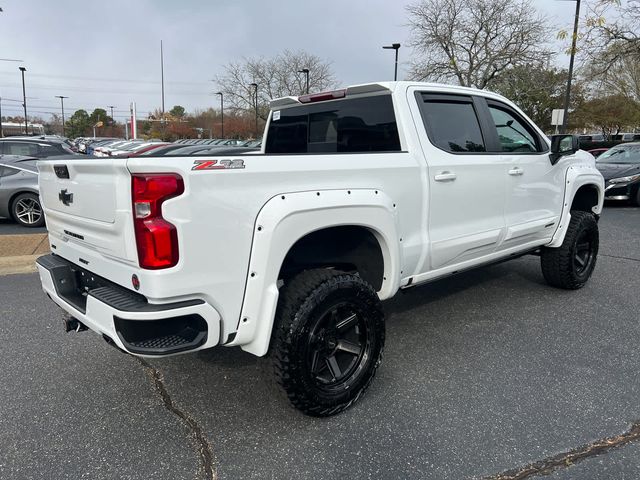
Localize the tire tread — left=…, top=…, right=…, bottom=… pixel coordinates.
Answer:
left=541, top=211, right=598, bottom=289
left=264, top=268, right=384, bottom=417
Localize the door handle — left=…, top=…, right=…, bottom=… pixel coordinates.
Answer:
left=508, top=167, right=524, bottom=176
left=434, top=171, right=457, bottom=182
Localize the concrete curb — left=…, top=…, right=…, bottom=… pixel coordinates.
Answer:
left=0, top=233, right=50, bottom=258
left=0, top=234, right=49, bottom=276
left=0, top=254, right=43, bottom=276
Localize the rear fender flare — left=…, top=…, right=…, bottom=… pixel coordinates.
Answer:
left=228, top=189, right=401, bottom=356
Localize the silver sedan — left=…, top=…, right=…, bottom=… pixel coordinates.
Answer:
left=0, top=155, right=43, bottom=227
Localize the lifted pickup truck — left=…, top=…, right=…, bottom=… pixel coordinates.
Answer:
left=36, top=82, right=604, bottom=416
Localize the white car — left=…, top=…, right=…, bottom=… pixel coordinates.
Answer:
left=36, top=82, right=604, bottom=416
left=94, top=140, right=141, bottom=157
left=108, top=141, right=163, bottom=157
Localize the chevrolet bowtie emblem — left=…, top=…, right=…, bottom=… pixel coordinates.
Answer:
left=58, top=189, right=74, bottom=206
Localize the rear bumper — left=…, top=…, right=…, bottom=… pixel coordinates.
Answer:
left=36, top=254, right=221, bottom=356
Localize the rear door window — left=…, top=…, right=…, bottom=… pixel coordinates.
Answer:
left=265, top=95, right=401, bottom=154
left=415, top=93, right=486, bottom=153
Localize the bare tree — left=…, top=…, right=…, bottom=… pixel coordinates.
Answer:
left=214, top=50, right=338, bottom=119
left=583, top=0, right=639, bottom=68
left=585, top=50, right=640, bottom=102
left=405, top=0, right=553, bottom=89
left=490, top=65, right=586, bottom=132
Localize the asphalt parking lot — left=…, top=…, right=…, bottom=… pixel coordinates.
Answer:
left=0, top=205, right=638, bottom=480
left=0, top=217, right=47, bottom=235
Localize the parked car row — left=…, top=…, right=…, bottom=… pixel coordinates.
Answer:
left=70, top=136, right=262, bottom=158
left=580, top=132, right=640, bottom=143
left=0, top=133, right=636, bottom=230
left=596, top=142, right=640, bottom=206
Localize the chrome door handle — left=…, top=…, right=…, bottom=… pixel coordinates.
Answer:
left=508, top=167, right=524, bottom=176
left=434, top=171, right=457, bottom=182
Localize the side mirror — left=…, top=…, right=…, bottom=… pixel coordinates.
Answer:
left=550, top=134, right=580, bottom=165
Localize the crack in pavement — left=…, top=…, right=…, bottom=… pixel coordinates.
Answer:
left=600, top=253, right=640, bottom=263
left=482, top=421, right=640, bottom=480
left=136, top=358, right=216, bottom=480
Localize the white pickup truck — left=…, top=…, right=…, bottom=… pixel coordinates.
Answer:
left=36, top=82, right=604, bottom=416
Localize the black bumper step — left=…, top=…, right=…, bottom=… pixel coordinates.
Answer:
left=38, top=254, right=209, bottom=356
left=37, top=254, right=204, bottom=313
left=114, top=315, right=207, bottom=355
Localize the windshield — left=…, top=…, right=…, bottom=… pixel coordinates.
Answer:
left=597, top=144, right=640, bottom=164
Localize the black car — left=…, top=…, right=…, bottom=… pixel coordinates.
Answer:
left=596, top=142, right=640, bottom=206
left=0, top=138, right=76, bottom=158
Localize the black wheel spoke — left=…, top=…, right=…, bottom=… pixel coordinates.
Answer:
left=577, top=242, right=590, bottom=251
left=336, top=313, right=358, bottom=332
left=575, top=255, right=586, bottom=267
left=310, top=350, right=322, bottom=374
left=326, top=356, right=342, bottom=380
left=336, top=340, right=361, bottom=356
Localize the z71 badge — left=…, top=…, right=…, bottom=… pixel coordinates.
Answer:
left=192, top=159, right=245, bottom=170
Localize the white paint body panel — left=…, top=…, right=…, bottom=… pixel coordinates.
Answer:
left=36, top=81, right=604, bottom=357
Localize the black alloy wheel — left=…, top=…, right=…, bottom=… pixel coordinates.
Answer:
left=307, top=303, right=373, bottom=392
left=541, top=210, right=599, bottom=289
left=573, top=229, right=595, bottom=277
left=264, top=269, right=385, bottom=416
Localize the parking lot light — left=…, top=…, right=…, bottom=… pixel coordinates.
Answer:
left=560, top=0, right=581, bottom=134
left=382, top=43, right=401, bottom=81
left=298, top=68, right=310, bottom=94
left=55, top=95, right=69, bottom=136
left=250, top=83, right=258, bottom=138
left=216, top=92, right=224, bottom=138
left=19, top=66, right=27, bottom=134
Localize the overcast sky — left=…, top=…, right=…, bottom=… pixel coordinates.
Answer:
left=0, top=0, right=579, bottom=122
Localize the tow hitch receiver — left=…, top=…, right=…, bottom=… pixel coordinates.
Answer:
left=62, top=315, right=88, bottom=333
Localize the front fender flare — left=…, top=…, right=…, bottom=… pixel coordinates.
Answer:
left=548, top=164, right=604, bottom=248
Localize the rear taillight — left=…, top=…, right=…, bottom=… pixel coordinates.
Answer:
left=131, top=174, right=184, bottom=269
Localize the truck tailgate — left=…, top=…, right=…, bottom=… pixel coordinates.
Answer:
left=38, top=158, right=137, bottom=263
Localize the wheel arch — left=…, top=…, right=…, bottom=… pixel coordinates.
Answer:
left=571, top=184, right=600, bottom=213
left=227, top=189, right=401, bottom=356
left=278, top=225, right=386, bottom=291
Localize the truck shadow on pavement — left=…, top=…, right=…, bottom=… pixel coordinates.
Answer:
left=151, top=256, right=548, bottom=419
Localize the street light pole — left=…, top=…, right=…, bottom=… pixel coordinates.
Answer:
left=561, top=0, right=581, bottom=134
left=215, top=92, right=224, bottom=138
left=19, top=66, right=27, bottom=134
left=382, top=43, right=401, bottom=81
left=107, top=105, right=115, bottom=136
left=160, top=40, right=165, bottom=118
left=250, top=83, right=258, bottom=138
left=55, top=95, right=69, bottom=136
left=298, top=68, right=310, bottom=94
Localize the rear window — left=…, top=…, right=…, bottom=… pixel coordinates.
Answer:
left=3, top=142, right=40, bottom=156
left=265, top=95, right=401, bottom=154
